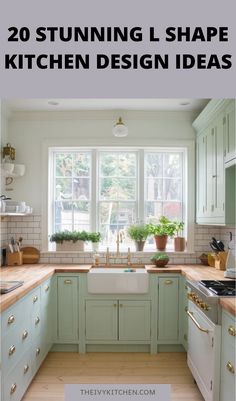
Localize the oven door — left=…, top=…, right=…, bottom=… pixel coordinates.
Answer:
left=187, top=301, right=221, bottom=401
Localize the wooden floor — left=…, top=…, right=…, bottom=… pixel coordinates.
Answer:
left=23, top=352, right=204, bottom=401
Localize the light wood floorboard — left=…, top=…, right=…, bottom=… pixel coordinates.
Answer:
left=22, top=352, right=204, bottom=401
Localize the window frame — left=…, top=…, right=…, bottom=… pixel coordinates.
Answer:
left=45, top=143, right=194, bottom=253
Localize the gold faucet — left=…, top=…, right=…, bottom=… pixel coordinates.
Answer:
left=106, top=230, right=131, bottom=265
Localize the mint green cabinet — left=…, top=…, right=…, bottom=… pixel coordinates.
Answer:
left=119, top=301, right=150, bottom=341
left=194, top=99, right=235, bottom=225
left=85, top=300, right=117, bottom=340
left=181, top=279, right=188, bottom=351
left=224, top=100, right=235, bottom=163
left=57, top=276, right=78, bottom=342
left=85, top=299, right=151, bottom=342
left=158, top=277, right=179, bottom=342
left=220, top=310, right=236, bottom=401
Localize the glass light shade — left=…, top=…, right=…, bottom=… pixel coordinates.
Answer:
left=112, top=117, right=128, bottom=137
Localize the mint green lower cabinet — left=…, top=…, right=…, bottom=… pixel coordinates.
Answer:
left=158, top=277, right=179, bottom=342
left=220, top=310, right=236, bottom=401
left=57, top=276, right=78, bottom=342
left=119, top=301, right=150, bottom=341
left=182, top=278, right=188, bottom=350
left=85, top=300, right=117, bottom=341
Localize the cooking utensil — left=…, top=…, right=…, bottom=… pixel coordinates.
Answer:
left=209, top=242, right=219, bottom=253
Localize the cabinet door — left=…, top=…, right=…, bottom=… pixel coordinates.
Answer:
left=224, top=101, right=235, bottom=159
left=182, top=279, right=188, bottom=351
left=158, top=277, right=179, bottom=342
left=119, top=301, right=151, bottom=341
left=196, top=132, right=207, bottom=220
left=85, top=300, right=117, bottom=341
left=220, top=311, right=236, bottom=401
left=57, top=277, right=78, bottom=342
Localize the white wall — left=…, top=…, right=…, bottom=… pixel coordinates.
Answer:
left=8, top=109, right=197, bottom=213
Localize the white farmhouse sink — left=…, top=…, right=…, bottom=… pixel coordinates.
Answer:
left=87, top=268, right=149, bottom=294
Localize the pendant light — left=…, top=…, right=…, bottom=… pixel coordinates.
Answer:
left=112, top=117, right=128, bottom=137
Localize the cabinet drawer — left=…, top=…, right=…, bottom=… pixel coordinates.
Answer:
left=1, top=296, right=29, bottom=337
left=41, top=278, right=52, bottom=308
left=31, top=334, right=47, bottom=376
left=2, top=322, right=32, bottom=376
left=222, top=311, right=236, bottom=348
left=3, top=348, right=32, bottom=401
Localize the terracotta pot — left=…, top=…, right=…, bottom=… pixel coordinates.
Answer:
left=135, top=240, right=145, bottom=251
left=174, top=237, right=185, bottom=252
left=154, top=235, right=168, bottom=251
left=153, top=259, right=169, bottom=267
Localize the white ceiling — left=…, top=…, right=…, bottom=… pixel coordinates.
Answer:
left=6, top=98, right=209, bottom=112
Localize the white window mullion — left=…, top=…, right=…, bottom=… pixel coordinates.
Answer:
left=139, top=149, right=145, bottom=223
left=91, top=149, right=97, bottom=232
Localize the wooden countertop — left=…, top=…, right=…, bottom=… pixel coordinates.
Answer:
left=0, top=264, right=235, bottom=316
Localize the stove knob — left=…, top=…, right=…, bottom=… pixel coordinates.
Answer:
left=200, top=302, right=209, bottom=311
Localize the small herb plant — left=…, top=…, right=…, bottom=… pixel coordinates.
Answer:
left=88, top=232, right=102, bottom=243
left=151, top=252, right=169, bottom=262
left=173, top=221, right=184, bottom=237
left=50, top=230, right=89, bottom=244
left=127, top=224, right=149, bottom=241
left=147, top=216, right=176, bottom=237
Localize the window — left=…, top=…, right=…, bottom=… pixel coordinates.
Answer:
left=48, top=147, right=187, bottom=250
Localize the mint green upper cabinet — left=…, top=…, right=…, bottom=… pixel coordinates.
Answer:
left=119, top=301, right=150, bottom=341
left=194, top=99, right=235, bottom=225
left=224, top=101, right=235, bottom=163
left=57, top=277, right=78, bottom=342
left=85, top=300, right=117, bottom=341
left=158, top=277, right=179, bottom=342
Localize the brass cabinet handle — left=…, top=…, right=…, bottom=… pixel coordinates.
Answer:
left=24, top=364, right=29, bottom=374
left=10, top=383, right=17, bottom=394
left=9, top=345, right=16, bottom=356
left=36, top=347, right=40, bottom=356
left=226, top=361, right=235, bottom=374
left=45, top=285, right=50, bottom=292
left=113, top=303, right=117, bottom=307
left=228, top=326, right=236, bottom=336
left=186, top=310, right=209, bottom=333
left=35, top=316, right=40, bottom=325
left=22, top=330, right=28, bottom=340
left=8, top=314, right=15, bottom=324
left=64, top=280, right=72, bottom=284
left=165, top=280, right=173, bottom=285
left=33, top=295, right=38, bottom=303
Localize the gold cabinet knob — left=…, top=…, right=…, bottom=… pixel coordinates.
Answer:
left=9, top=345, right=16, bottom=356
left=7, top=314, right=15, bottom=325
left=113, top=303, right=117, bottom=307
left=10, top=383, right=17, bottom=394
left=164, top=280, right=173, bottom=285
left=24, top=364, right=29, bottom=374
left=226, top=361, right=235, bottom=374
left=33, top=295, right=38, bottom=303
left=36, top=347, right=40, bottom=356
left=45, top=285, right=50, bottom=292
left=64, top=280, right=72, bottom=284
left=35, top=317, right=40, bottom=325
left=228, top=326, right=236, bottom=336
left=22, top=330, right=28, bottom=340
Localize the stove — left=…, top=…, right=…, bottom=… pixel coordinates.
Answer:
left=186, top=279, right=236, bottom=324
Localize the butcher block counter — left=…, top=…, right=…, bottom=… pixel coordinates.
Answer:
left=0, top=264, right=235, bottom=315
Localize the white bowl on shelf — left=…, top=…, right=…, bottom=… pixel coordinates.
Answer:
left=2, top=163, right=14, bottom=174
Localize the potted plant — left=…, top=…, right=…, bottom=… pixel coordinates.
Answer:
left=50, top=230, right=89, bottom=251
left=88, top=232, right=102, bottom=252
left=150, top=252, right=169, bottom=267
left=173, top=221, right=185, bottom=252
left=147, top=216, right=175, bottom=251
left=127, top=224, right=149, bottom=251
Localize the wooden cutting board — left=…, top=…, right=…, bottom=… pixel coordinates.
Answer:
left=21, top=247, right=40, bottom=264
